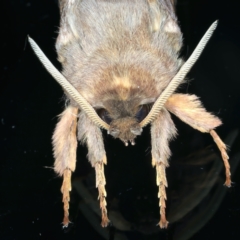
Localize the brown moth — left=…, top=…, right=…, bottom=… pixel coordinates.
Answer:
left=28, top=0, right=231, bottom=229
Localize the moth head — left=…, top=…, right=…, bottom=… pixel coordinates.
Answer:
left=96, top=102, right=152, bottom=146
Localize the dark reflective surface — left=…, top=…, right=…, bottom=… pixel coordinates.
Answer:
left=1, top=0, right=240, bottom=239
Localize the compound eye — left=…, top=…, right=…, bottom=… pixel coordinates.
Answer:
left=96, top=108, right=113, bottom=124
left=135, top=104, right=151, bottom=122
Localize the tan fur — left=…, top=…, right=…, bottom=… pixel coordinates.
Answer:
left=165, top=94, right=222, bottom=132
left=53, top=106, right=78, bottom=175
left=148, top=0, right=162, bottom=32
left=113, top=76, right=131, bottom=100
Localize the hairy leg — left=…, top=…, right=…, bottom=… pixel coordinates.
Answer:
left=52, top=105, right=79, bottom=227
left=78, top=112, right=109, bottom=227
left=165, top=93, right=231, bottom=186
left=151, top=108, right=177, bottom=228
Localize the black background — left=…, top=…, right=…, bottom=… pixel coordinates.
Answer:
left=1, top=0, right=240, bottom=239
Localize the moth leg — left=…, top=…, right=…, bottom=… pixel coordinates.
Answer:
left=61, top=169, right=72, bottom=226
left=95, top=160, right=109, bottom=227
left=165, top=93, right=231, bottom=187
left=155, top=162, right=168, bottom=228
left=78, top=112, right=110, bottom=227
left=210, top=130, right=231, bottom=186
left=52, top=105, right=79, bottom=227
left=151, top=108, right=177, bottom=228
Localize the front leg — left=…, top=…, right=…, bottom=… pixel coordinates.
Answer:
left=78, top=112, right=110, bottom=227
left=151, top=108, right=177, bottom=228
left=165, top=94, right=231, bottom=187
left=52, top=105, right=79, bottom=227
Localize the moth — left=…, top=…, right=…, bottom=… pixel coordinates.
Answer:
left=29, top=0, right=231, bottom=229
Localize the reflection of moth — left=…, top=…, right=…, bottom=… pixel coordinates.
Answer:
left=29, top=0, right=231, bottom=229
